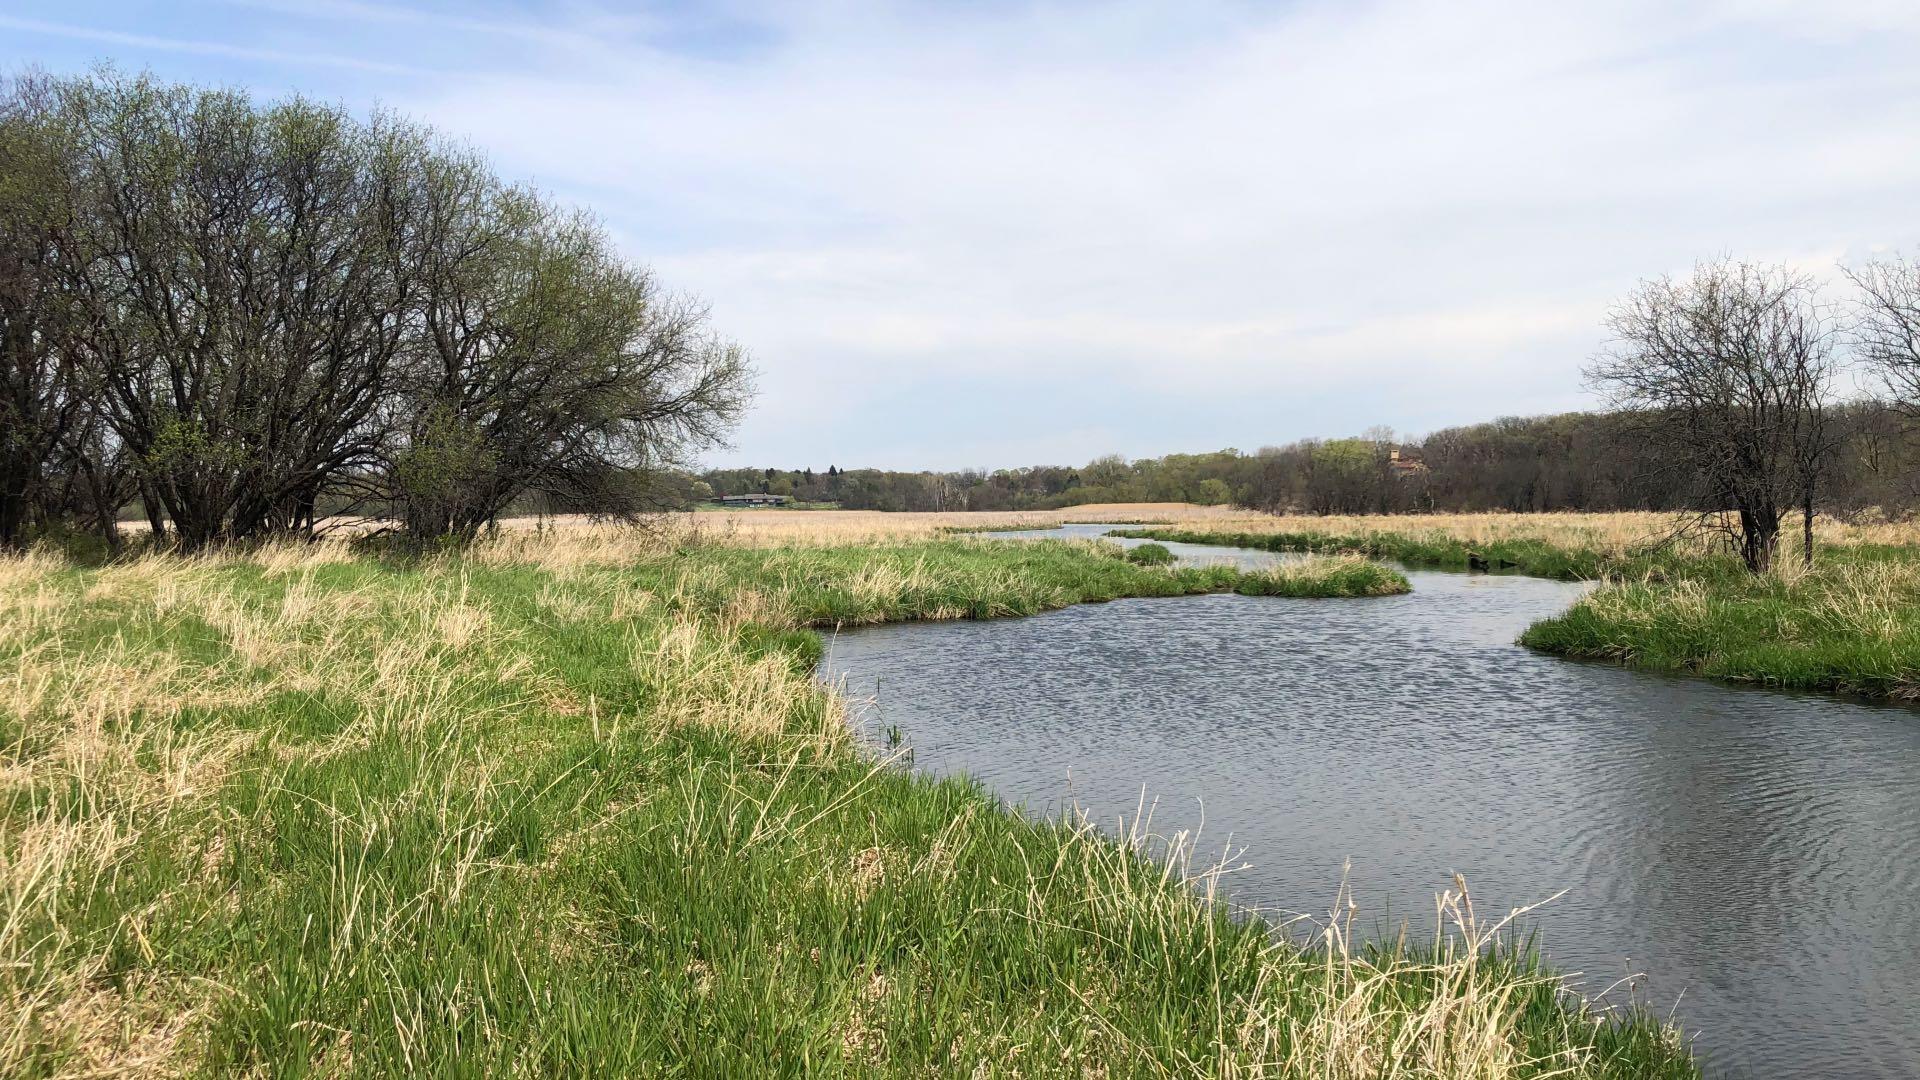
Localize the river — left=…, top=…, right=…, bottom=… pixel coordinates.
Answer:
left=817, top=524, right=1920, bottom=1079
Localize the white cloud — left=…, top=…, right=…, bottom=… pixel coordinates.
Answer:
left=466, top=5, right=1913, bottom=466
left=20, top=0, right=1918, bottom=467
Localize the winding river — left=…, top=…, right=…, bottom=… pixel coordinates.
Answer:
left=817, top=525, right=1920, bottom=1079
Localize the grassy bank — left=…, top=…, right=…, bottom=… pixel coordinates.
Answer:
left=0, top=529, right=1695, bottom=1076
left=1108, top=526, right=1716, bottom=581
left=1521, top=560, right=1920, bottom=698
left=1114, top=516, right=1920, bottom=700
left=1234, top=554, right=1411, bottom=597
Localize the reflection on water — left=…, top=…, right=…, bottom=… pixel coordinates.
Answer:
left=820, top=525, right=1920, bottom=1079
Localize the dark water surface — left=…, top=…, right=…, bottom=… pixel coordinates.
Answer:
left=818, top=525, right=1920, bottom=1079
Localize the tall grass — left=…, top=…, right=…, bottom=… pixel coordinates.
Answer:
left=1234, top=555, right=1412, bottom=597
left=1109, top=525, right=1724, bottom=581
left=1522, top=559, right=1920, bottom=698
left=1114, top=510, right=1920, bottom=567
left=0, top=528, right=1697, bottom=1075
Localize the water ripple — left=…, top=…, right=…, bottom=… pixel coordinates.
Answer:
left=821, top=526, right=1920, bottom=1078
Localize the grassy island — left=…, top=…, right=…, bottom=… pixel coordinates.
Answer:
left=1115, top=511, right=1920, bottom=700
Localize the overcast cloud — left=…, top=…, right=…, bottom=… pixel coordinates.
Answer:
left=7, top=0, right=1919, bottom=468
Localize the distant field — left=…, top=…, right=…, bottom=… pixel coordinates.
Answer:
left=678, top=506, right=1920, bottom=558
left=129, top=503, right=1920, bottom=557
left=1122, top=508, right=1920, bottom=559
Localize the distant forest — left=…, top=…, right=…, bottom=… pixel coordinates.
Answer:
left=700, top=404, right=1920, bottom=517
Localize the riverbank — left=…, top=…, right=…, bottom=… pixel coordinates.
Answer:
left=0, top=527, right=1692, bottom=1076
left=1107, top=524, right=1721, bottom=581
left=1521, top=559, right=1920, bottom=698
left=1115, top=516, right=1920, bottom=700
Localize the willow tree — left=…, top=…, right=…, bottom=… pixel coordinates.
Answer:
left=0, top=76, right=72, bottom=547
left=0, top=69, right=752, bottom=549
left=23, top=74, right=411, bottom=547
left=384, top=166, right=752, bottom=541
left=1589, top=260, right=1838, bottom=572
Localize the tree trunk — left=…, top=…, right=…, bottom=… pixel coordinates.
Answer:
left=0, top=446, right=33, bottom=548
left=1803, top=491, right=1815, bottom=570
left=0, top=493, right=24, bottom=549
left=140, top=483, right=167, bottom=542
left=1738, top=505, right=1780, bottom=574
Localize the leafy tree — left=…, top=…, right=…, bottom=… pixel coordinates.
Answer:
left=0, top=69, right=751, bottom=549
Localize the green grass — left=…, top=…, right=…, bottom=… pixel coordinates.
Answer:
left=1520, top=563, right=1920, bottom=698
left=1233, top=556, right=1412, bottom=597
left=0, top=535, right=1696, bottom=1076
left=1117, top=522, right=1920, bottom=699
left=1123, top=541, right=1175, bottom=565
left=1108, top=527, right=1736, bottom=582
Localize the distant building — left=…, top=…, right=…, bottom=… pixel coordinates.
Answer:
left=1388, top=448, right=1428, bottom=477
left=717, top=493, right=791, bottom=507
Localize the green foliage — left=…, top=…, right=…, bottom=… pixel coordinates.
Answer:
left=1232, top=558, right=1412, bottom=597
left=1108, top=527, right=1726, bottom=582
left=392, top=405, right=500, bottom=537
left=1520, top=559, right=1920, bottom=697
left=144, top=417, right=246, bottom=474
left=1123, top=541, right=1175, bottom=565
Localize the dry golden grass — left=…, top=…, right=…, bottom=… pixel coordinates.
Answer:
left=1164, top=509, right=1920, bottom=558
left=121, top=502, right=1914, bottom=571
left=666, top=502, right=1250, bottom=547
left=115, top=503, right=1920, bottom=561
left=0, top=549, right=562, bottom=1073
left=664, top=506, right=1920, bottom=565
left=118, top=502, right=1249, bottom=550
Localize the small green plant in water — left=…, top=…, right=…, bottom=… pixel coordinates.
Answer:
left=1233, top=556, right=1412, bottom=598
left=1124, top=542, right=1176, bottom=566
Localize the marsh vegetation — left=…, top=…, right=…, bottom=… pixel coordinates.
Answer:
left=1113, top=510, right=1920, bottom=699
left=1, top=520, right=1705, bottom=1076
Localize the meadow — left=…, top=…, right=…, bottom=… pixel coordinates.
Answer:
left=0, top=513, right=1696, bottom=1077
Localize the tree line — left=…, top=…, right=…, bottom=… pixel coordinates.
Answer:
left=708, top=399, right=1920, bottom=533
left=0, top=70, right=752, bottom=551
left=710, top=258, right=1920, bottom=573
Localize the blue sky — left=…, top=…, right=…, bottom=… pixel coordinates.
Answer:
left=7, top=1, right=1920, bottom=470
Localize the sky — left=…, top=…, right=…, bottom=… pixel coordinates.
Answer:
left=6, top=1, right=1920, bottom=470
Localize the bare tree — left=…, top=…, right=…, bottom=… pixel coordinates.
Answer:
left=1588, top=260, right=1839, bottom=573
left=1847, top=256, right=1920, bottom=415
left=0, top=73, right=134, bottom=551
